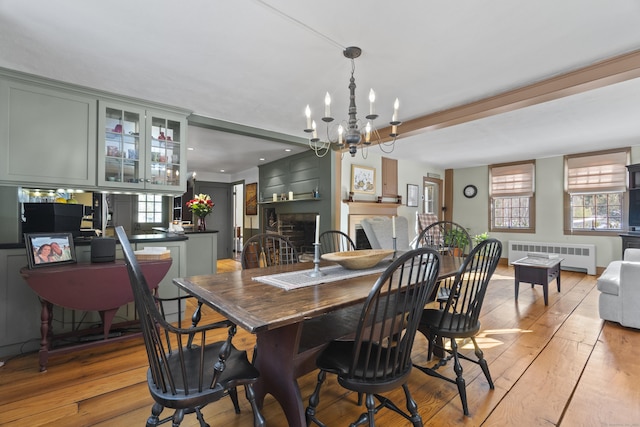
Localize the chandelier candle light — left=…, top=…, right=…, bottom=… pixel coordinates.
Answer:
left=304, top=46, right=401, bottom=157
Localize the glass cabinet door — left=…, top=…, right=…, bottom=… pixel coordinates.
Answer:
left=99, top=104, right=145, bottom=187
left=147, top=113, right=183, bottom=190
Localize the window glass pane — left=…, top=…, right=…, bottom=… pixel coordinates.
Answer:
left=138, top=194, right=164, bottom=224
left=491, top=196, right=531, bottom=229
left=569, top=192, right=623, bottom=231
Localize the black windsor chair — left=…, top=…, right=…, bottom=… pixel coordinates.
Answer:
left=305, top=247, right=441, bottom=427
left=115, top=226, right=265, bottom=427
left=414, top=238, right=502, bottom=416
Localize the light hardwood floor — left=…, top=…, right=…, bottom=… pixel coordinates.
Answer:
left=1, top=259, right=639, bottom=426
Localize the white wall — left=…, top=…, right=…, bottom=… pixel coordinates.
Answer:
left=453, top=145, right=640, bottom=268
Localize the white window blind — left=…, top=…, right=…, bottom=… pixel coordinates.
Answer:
left=566, top=151, right=628, bottom=193
left=490, top=162, right=535, bottom=197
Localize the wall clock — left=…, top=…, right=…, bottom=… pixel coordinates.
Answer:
left=463, top=184, right=477, bottom=198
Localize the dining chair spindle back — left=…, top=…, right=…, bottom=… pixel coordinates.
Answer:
left=319, top=230, right=356, bottom=254
left=306, top=247, right=441, bottom=427
left=241, top=233, right=299, bottom=269
left=115, top=226, right=265, bottom=427
left=414, top=238, right=502, bottom=416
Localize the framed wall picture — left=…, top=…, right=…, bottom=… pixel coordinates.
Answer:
left=407, top=184, right=419, bottom=207
left=25, top=232, right=77, bottom=269
left=351, top=164, right=376, bottom=194
left=246, top=182, right=258, bottom=215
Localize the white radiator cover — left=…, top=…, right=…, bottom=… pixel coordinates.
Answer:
left=508, top=240, right=596, bottom=275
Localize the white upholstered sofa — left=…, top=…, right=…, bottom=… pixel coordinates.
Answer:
left=597, top=248, right=640, bottom=329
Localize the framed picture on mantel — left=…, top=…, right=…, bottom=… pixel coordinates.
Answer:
left=351, top=165, right=376, bottom=194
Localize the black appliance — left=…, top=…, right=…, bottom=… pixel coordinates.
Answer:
left=23, top=203, right=84, bottom=237
left=91, top=237, right=116, bottom=263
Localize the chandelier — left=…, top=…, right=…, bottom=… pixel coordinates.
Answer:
left=304, top=46, right=401, bottom=158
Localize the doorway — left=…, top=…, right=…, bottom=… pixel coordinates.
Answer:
left=423, top=176, right=443, bottom=219
left=233, top=182, right=244, bottom=258
left=194, top=181, right=233, bottom=259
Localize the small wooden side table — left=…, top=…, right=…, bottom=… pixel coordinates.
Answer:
left=512, top=256, right=563, bottom=306
left=20, top=258, right=172, bottom=371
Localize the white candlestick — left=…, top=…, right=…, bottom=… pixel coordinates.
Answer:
left=392, top=216, right=396, bottom=238
left=315, top=215, right=320, bottom=244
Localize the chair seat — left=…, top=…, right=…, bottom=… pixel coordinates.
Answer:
left=436, top=286, right=451, bottom=302
left=421, top=309, right=480, bottom=339
left=317, top=340, right=410, bottom=384
left=150, top=342, right=259, bottom=409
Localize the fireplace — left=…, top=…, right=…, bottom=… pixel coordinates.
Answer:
left=276, top=213, right=318, bottom=255
left=346, top=201, right=400, bottom=250
left=355, top=225, right=372, bottom=250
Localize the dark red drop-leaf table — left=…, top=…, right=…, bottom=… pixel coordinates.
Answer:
left=20, top=259, right=172, bottom=371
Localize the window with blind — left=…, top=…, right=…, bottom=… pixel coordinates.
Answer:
left=564, top=149, right=629, bottom=233
left=489, top=160, right=535, bottom=232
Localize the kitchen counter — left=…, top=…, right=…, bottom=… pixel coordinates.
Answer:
left=0, top=232, right=190, bottom=250
left=152, top=227, right=218, bottom=235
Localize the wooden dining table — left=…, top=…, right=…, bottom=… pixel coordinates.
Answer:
left=172, top=255, right=463, bottom=427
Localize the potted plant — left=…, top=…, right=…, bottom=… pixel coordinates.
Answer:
left=473, top=231, right=489, bottom=246
left=443, top=228, right=470, bottom=256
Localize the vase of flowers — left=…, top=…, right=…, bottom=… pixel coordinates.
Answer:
left=186, top=193, right=214, bottom=231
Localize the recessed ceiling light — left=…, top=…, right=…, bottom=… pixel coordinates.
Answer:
left=285, top=148, right=292, bottom=152
left=259, top=158, right=265, bottom=161
left=188, top=147, right=195, bottom=151
left=220, top=169, right=225, bottom=172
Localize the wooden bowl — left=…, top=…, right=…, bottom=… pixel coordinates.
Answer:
left=321, top=249, right=394, bottom=270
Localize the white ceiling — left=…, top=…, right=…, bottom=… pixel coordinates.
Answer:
left=1, top=0, right=640, bottom=175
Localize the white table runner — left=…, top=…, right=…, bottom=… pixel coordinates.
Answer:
left=252, top=262, right=391, bottom=291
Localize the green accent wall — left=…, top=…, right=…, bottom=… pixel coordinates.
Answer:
left=258, top=150, right=334, bottom=234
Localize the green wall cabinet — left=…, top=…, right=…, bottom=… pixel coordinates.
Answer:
left=0, top=77, right=97, bottom=187
left=98, top=101, right=187, bottom=192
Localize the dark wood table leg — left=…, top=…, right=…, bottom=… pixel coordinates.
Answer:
left=253, top=323, right=306, bottom=427
left=542, top=278, right=549, bottom=306
left=98, top=309, right=118, bottom=339
left=38, top=299, right=53, bottom=372
left=514, top=266, right=521, bottom=301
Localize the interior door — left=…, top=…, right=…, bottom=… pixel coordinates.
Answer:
left=195, top=181, right=233, bottom=259
left=424, top=176, right=443, bottom=219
